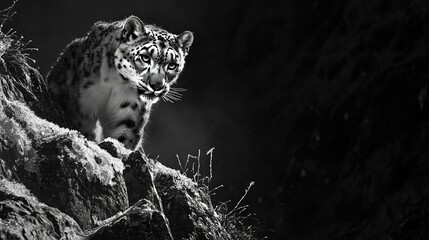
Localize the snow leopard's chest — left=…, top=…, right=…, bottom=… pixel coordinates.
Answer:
left=78, top=64, right=145, bottom=125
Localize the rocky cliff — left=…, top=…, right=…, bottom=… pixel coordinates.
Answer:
left=0, top=22, right=244, bottom=240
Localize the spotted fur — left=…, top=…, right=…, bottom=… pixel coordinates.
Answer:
left=47, top=16, right=193, bottom=150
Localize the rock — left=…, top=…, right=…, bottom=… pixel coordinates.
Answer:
left=0, top=98, right=128, bottom=230
left=123, top=151, right=164, bottom=211
left=98, top=138, right=131, bottom=159
left=87, top=199, right=173, bottom=240
left=152, top=162, right=231, bottom=240
left=0, top=179, right=83, bottom=240
left=0, top=40, right=68, bottom=129
left=104, top=141, right=232, bottom=239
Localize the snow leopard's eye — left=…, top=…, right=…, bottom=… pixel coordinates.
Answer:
left=166, top=63, right=178, bottom=71
left=140, top=55, right=151, bottom=64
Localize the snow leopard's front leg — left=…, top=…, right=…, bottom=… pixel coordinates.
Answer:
left=133, top=112, right=151, bottom=153
left=105, top=100, right=152, bottom=151
left=77, top=108, right=99, bottom=141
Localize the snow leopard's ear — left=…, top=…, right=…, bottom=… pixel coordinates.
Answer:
left=122, top=16, right=146, bottom=42
left=177, top=31, right=194, bottom=54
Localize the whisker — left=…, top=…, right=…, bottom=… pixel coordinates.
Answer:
left=168, top=97, right=180, bottom=102
left=168, top=96, right=181, bottom=101
left=163, top=92, right=182, bottom=102
left=162, top=96, right=174, bottom=103
left=166, top=96, right=176, bottom=102
left=170, top=87, right=187, bottom=92
left=168, top=91, right=182, bottom=97
left=160, top=87, right=187, bottom=103
left=167, top=90, right=183, bottom=96
left=168, top=93, right=182, bottom=98
left=164, top=94, right=175, bottom=101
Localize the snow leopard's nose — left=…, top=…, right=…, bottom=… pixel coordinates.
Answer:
left=148, top=73, right=164, bottom=91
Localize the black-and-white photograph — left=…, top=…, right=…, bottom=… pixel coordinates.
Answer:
left=0, top=0, right=428, bottom=239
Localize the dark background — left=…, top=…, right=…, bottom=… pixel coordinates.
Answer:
left=3, top=0, right=429, bottom=239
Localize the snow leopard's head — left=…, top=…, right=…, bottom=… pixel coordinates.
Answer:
left=115, top=16, right=193, bottom=103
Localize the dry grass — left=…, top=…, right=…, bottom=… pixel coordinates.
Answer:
left=176, top=148, right=264, bottom=239
left=0, top=0, right=37, bottom=78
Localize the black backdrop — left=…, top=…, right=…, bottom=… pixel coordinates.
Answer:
left=3, top=0, right=429, bottom=239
